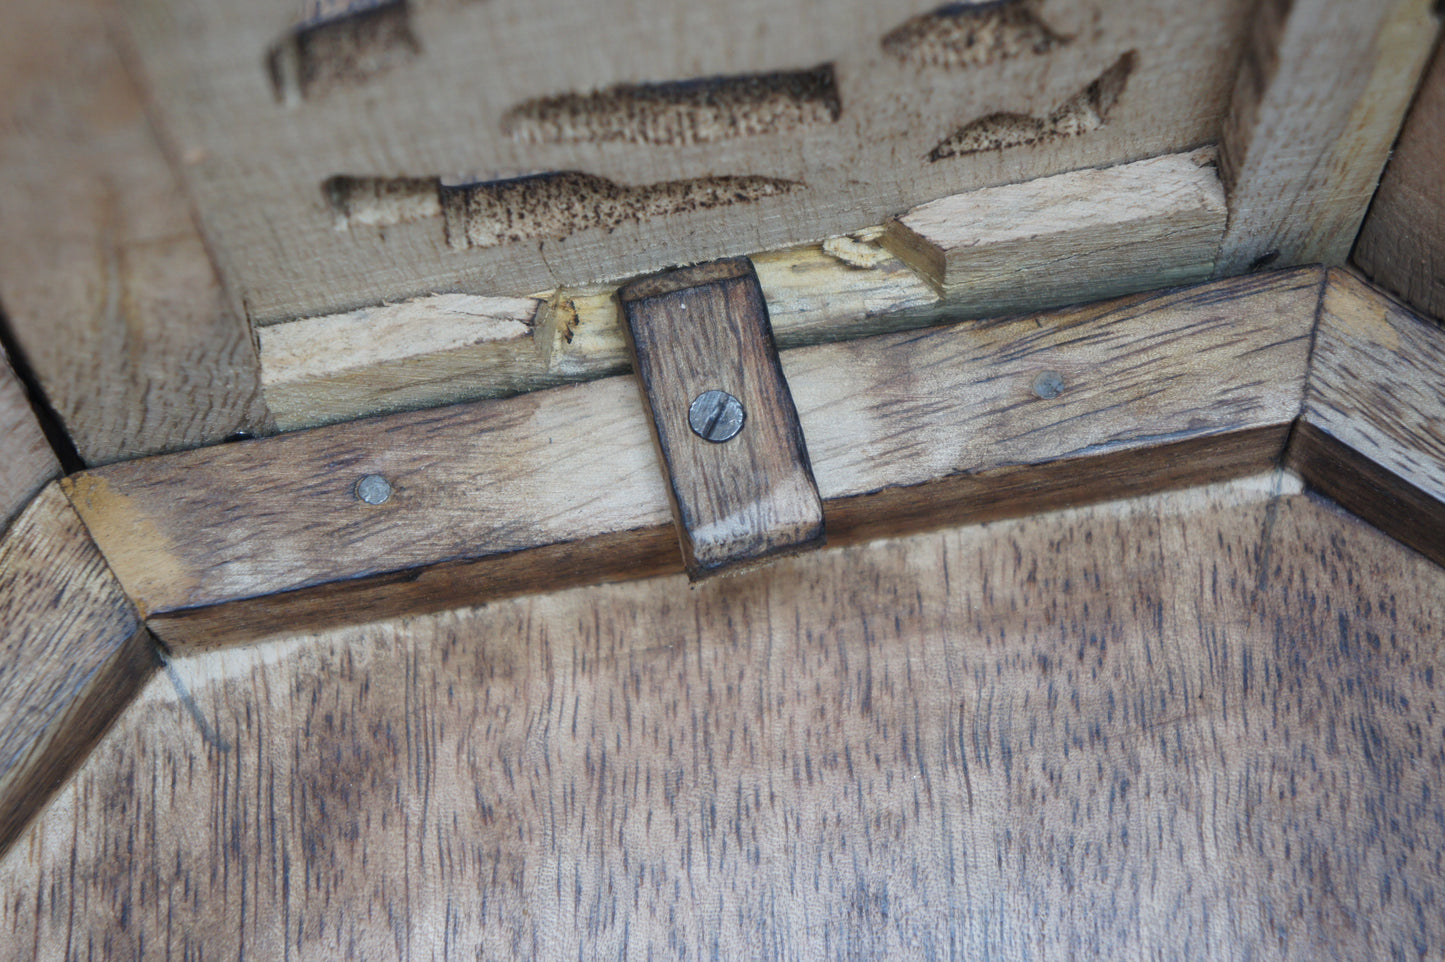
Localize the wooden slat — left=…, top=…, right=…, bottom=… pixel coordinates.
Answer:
left=0, top=344, right=58, bottom=533
left=1214, top=0, right=1438, bottom=274
left=6, top=478, right=1445, bottom=957
left=883, top=149, right=1225, bottom=305
left=0, top=0, right=270, bottom=464
left=620, top=259, right=823, bottom=578
left=1289, top=269, right=1445, bottom=567
left=259, top=150, right=1225, bottom=434
left=117, top=0, right=1256, bottom=324
left=0, top=484, right=153, bottom=856
left=1353, top=41, right=1445, bottom=323
left=64, top=270, right=1320, bottom=648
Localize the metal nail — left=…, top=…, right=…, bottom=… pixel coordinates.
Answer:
left=688, top=390, right=746, bottom=443
left=1032, top=370, right=1066, bottom=399
left=355, top=474, right=392, bottom=504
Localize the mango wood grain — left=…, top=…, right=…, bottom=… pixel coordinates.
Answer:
left=0, top=345, right=58, bottom=534
left=1288, top=269, right=1445, bottom=567
left=621, top=259, right=823, bottom=578
left=1215, top=0, right=1438, bottom=274
left=64, top=269, right=1319, bottom=648
left=5, top=479, right=1445, bottom=958
left=0, top=0, right=270, bottom=464
left=0, top=484, right=154, bottom=857
left=1353, top=41, right=1445, bottom=323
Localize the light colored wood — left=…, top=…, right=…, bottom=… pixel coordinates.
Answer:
left=259, top=292, right=546, bottom=430
left=259, top=231, right=941, bottom=431
left=0, top=484, right=152, bottom=856
left=259, top=150, right=1227, bottom=434
left=1288, top=268, right=1445, bottom=567
left=620, top=259, right=823, bottom=578
left=0, top=0, right=271, bottom=464
left=116, top=0, right=1255, bottom=323
left=64, top=270, right=1318, bottom=647
left=1215, top=0, right=1439, bottom=274
left=883, top=148, right=1225, bottom=304
left=0, top=345, right=58, bottom=533
left=1353, top=41, right=1445, bottom=322
left=7, top=477, right=1445, bottom=958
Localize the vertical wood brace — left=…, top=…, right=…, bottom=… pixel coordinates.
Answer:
left=620, top=258, right=824, bottom=579
left=1216, top=0, right=1438, bottom=274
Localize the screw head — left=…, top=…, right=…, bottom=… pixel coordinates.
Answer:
left=1031, top=370, right=1066, bottom=399
left=355, top=474, right=392, bottom=505
left=688, top=390, right=746, bottom=443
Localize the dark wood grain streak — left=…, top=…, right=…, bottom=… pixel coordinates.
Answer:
left=621, top=258, right=823, bottom=578
left=65, top=270, right=1319, bottom=649
left=4, top=483, right=1445, bottom=958
left=1288, top=268, right=1445, bottom=566
left=1354, top=41, right=1445, bottom=323
left=0, top=485, right=154, bottom=857
left=0, top=344, right=58, bottom=535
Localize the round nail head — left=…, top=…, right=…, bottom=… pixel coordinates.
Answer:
left=355, top=474, right=392, bottom=505
left=688, top=390, right=746, bottom=443
left=1032, top=371, right=1066, bottom=399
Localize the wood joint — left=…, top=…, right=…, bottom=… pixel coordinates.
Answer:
left=620, top=258, right=824, bottom=579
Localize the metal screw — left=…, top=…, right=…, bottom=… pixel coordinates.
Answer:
left=688, top=390, right=746, bottom=443
left=1031, top=370, right=1066, bottom=399
left=355, top=474, right=392, bottom=504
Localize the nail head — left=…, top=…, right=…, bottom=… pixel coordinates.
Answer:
left=355, top=474, right=392, bottom=504
left=1032, top=371, right=1066, bottom=399
left=688, top=390, right=746, bottom=443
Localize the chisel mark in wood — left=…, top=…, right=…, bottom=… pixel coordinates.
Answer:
left=320, top=171, right=801, bottom=247
left=929, top=50, right=1136, bottom=160
left=502, top=65, right=841, bottom=147
left=883, top=0, right=1068, bottom=69
left=267, top=0, right=419, bottom=105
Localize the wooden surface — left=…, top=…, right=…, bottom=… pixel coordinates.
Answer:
left=1289, top=269, right=1445, bottom=568
left=0, top=484, right=153, bottom=856
left=884, top=148, right=1225, bottom=306
left=115, top=0, right=1255, bottom=323
left=5, top=477, right=1445, bottom=958
left=259, top=232, right=944, bottom=432
left=0, top=0, right=271, bottom=465
left=0, top=345, right=58, bottom=533
left=1353, top=41, right=1445, bottom=323
left=1215, top=0, right=1438, bottom=274
left=258, top=148, right=1233, bottom=435
left=621, top=259, right=823, bottom=578
left=63, top=270, right=1318, bottom=647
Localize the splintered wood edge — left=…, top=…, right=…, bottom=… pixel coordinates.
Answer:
left=60, top=268, right=1322, bottom=650
left=257, top=149, right=1227, bottom=432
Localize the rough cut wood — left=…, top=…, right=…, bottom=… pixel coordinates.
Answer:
left=259, top=292, right=547, bottom=430
left=884, top=148, right=1226, bottom=305
left=116, top=0, right=1256, bottom=323
left=0, top=0, right=270, bottom=464
left=259, top=232, right=941, bottom=431
left=0, top=484, right=153, bottom=857
left=620, top=259, right=823, bottom=578
left=1353, top=42, right=1445, bottom=323
left=64, top=270, right=1318, bottom=647
left=1215, top=0, right=1438, bottom=274
left=259, top=149, right=1225, bottom=434
left=0, top=345, right=58, bottom=533
left=1289, top=269, right=1445, bottom=568
left=7, top=478, right=1445, bottom=958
